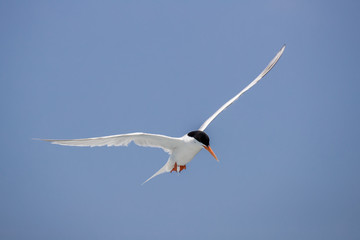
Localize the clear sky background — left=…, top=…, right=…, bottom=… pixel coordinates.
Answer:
left=1, top=1, right=360, bottom=239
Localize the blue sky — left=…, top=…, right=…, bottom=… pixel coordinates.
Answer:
left=1, top=1, right=360, bottom=239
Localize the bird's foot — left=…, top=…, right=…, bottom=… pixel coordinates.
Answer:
left=171, top=163, right=178, bottom=173
left=170, top=163, right=186, bottom=173
left=179, top=165, right=186, bottom=172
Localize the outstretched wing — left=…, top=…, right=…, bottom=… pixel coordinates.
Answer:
left=40, top=132, right=182, bottom=154
left=199, top=44, right=286, bottom=131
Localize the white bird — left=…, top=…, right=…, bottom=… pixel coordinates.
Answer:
left=40, top=45, right=285, bottom=184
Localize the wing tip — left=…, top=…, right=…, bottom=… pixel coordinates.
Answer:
left=33, top=138, right=53, bottom=143
left=280, top=44, right=286, bottom=53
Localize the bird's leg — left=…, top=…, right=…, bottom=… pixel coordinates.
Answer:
left=179, top=165, right=186, bottom=172
left=171, top=162, right=178, bottom=173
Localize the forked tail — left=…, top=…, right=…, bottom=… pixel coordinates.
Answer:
left=142, top=159, right=174, bottom=185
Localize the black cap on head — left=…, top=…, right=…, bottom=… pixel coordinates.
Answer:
left=187, top=130, right=210, bottom=146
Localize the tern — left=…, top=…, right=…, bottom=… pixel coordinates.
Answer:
left=40, top=45, right=285, bottom=184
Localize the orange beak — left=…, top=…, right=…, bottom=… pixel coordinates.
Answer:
left=203, top=145, right=219, bottom=162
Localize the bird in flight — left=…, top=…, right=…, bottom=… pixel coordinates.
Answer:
left=40, top=45, right=285, bottom=184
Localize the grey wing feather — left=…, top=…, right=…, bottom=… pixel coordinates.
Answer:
left=41, top=132, right=181, bottom=154
left=199, top=44, right=285, bottom=131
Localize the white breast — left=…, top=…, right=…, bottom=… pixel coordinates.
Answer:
left=170, top=135, right=203, bottom=165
